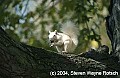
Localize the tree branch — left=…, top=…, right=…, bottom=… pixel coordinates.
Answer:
left=0, top=25, right=120, bottom=78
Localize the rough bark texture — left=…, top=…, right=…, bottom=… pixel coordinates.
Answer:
left=0, top=26, right=120, bottom=78
left=106, top=0, right=120, bottom=61
left=0, top=0, right=120, bottom=77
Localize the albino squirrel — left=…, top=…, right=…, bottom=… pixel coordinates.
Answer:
left=48, top=21, right=79, bottom=53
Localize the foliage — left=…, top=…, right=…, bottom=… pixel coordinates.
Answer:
left=0, top=0, right=110, bottom=53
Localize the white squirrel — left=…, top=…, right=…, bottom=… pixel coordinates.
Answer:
left=48, top=21, right=79, bottom=53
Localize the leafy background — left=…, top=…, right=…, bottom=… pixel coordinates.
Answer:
left=0, top=0, right=110, bottom=53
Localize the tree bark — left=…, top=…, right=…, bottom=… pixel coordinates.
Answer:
left=0, top=0, right=120, bottom=77
left=0, top=27, right=119, bottom=78
left=106, top=0, right=120, bottom=62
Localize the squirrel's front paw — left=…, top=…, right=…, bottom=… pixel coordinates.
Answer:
left=50, top=43, right=55, bottom=47
left=50, top=45, right=53, bottom=47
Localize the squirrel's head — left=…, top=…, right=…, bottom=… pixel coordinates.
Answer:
left=48, top=30, right=58, bottom=43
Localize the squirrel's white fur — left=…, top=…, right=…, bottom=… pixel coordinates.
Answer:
left=48, top=21, right=79, bottom=53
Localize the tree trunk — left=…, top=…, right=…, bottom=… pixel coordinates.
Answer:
left=106, top=0, right=120, bottom=62
left=0, top=27, right=119, bottom=78
left=0, top=0, right=120, bottom=77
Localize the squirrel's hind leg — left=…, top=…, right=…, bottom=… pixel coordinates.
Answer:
left=56, top=46, right=63, bottom=53
left=63, top=40, right=71, bottom=53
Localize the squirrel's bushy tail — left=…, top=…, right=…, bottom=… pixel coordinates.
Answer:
left=61, top=21, right=79, bottom=45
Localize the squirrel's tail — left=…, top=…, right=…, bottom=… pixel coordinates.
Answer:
left=61, top=21, right=79, bottom=45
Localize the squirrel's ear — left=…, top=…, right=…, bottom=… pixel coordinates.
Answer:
left=54, top=30, right=57, bottom=34
left=49, top=31, right=51, bottom=33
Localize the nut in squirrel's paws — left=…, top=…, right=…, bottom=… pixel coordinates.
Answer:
left=50, top=40, right=54, bottom=43
left=50, top=40, right=55, bottom=47
left=50, top=43, right=54, bottom=47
